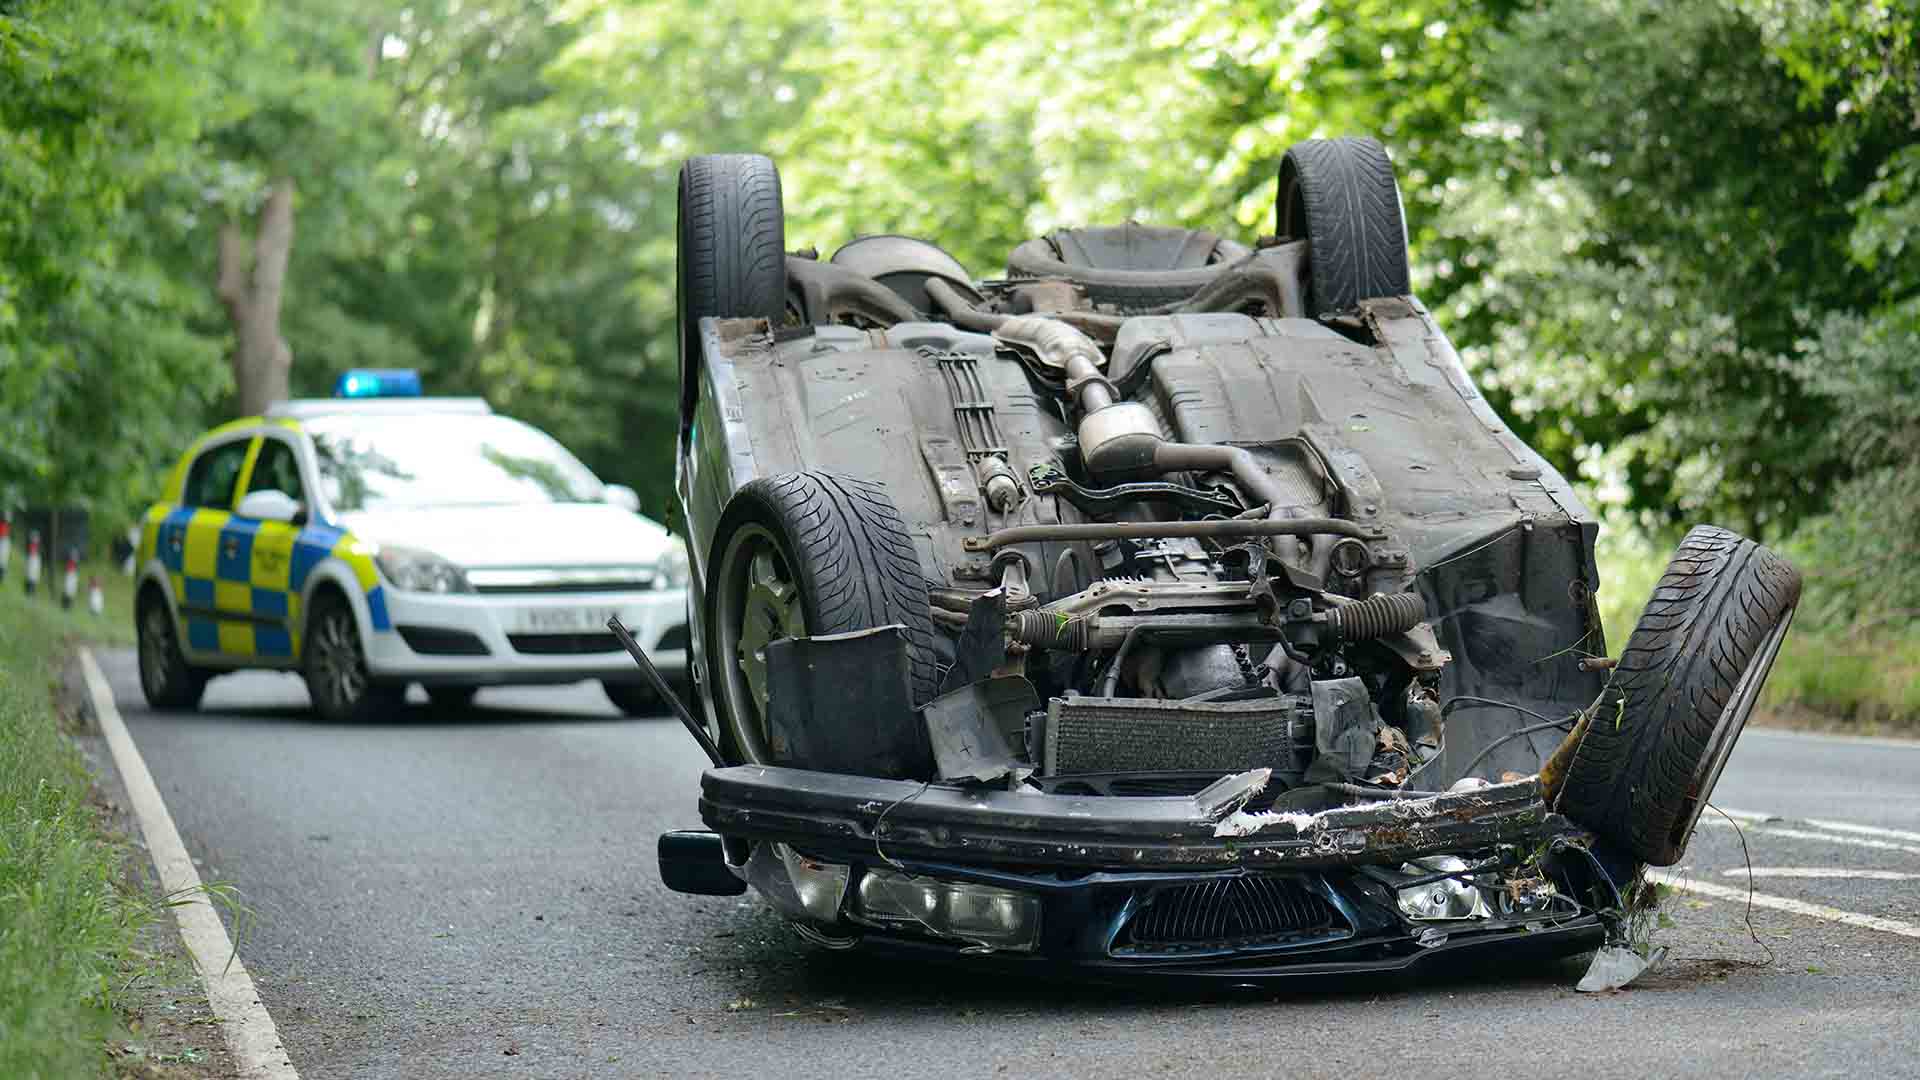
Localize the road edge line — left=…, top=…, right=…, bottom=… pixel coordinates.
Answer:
left=1647, top=868, right=1920, bottom=940
left=79, top=648, right=299, bottom=1080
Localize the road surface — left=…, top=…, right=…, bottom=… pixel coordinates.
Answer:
left=87, top=650, right=1920, bottom=1079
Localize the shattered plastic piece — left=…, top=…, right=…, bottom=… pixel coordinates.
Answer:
left=1213, top=807, right=1323, bottom=838
left=922, top=676, right=1038, bottom=784
left=1191, top=767, right=1273, bottom=819
left=1576, top=945, right=1665, bottom=992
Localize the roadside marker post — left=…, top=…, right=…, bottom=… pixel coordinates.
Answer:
left=23, top=530, right=40, bottom=595
left=61, top=549, right=78, bottom=609
left=88, top=576, right=103, bottom=616
left=0, top=514, right=10, bottom=584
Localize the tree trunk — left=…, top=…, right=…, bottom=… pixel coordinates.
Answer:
left=218, top=178, right=297, bottom=417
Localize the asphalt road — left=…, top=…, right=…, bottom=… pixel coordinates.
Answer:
left=90, top=649, right=1920, bottom=1079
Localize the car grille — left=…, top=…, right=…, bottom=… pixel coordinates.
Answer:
left=1115, top=875, right=1347, bottom=954
left=397, top=625, right=490, bottom=656
left=507, top=632, right=622, bottom=655
left=473, top=580, right=655, bottom=595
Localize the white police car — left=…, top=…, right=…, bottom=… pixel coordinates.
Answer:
left=134, top=369, right=689, bottom=721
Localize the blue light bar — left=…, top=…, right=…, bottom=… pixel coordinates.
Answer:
left=334, top=368, right=423, bottom=398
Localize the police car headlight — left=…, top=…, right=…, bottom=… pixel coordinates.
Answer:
left=374, top=545, right=472, bottom=593
left=654, top=541, right=691, bottom=590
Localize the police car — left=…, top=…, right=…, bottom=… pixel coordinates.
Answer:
left=134, top=370, right=690, bottom=721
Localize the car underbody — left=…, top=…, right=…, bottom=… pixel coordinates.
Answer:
left=645, top=141, right=1801, bottom=983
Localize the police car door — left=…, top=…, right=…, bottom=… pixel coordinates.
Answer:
left=230, top=432, right=307, bottom=662
left=175, top=435, right=255, bottom=660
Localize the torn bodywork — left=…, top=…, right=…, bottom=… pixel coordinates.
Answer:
left=658, top=143, right=1799, bottom=981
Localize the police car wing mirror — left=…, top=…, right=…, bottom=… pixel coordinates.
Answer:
left=602, top=483, right=641, bottom=514
left=237, top=489, right=303, bottom=524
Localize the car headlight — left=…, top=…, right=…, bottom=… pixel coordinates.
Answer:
left=373, top=545, right=472, bottom=593
left=654, top=541, right=691, bottom=590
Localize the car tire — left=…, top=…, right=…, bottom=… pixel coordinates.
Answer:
left=303, top=591, right=402, bottom=723
left=1556, top=526, right=1801, bottom=866
left=705, top=471, right=938, bottom=766
left=677, top=153, right=789, bottom=438
left=427, top=686, right=478, bottom=711
left=137, top=591, right=208, bottom=710
left=1276, top=136, right=1411, bottom=315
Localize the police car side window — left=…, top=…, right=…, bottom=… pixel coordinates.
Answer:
left=246, top=439, right=305, bottom=502
left=183, top=441, right=250, bottom=510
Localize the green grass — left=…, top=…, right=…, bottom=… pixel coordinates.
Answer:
left=1596, top=526, right=1920, bottom=733
left=0, top=563, right=147, bottom=1077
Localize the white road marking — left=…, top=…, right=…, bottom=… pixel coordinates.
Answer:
left=1739, top=727, right=1920, bottom=753
left=80, top=649, right=299, bottom=1080
left=1712, top=806, right=1920, bottom=846
left=1719, top=867, right=1920, bottom=881
left=1697, top=816, right=1920, bottom=857
left=1648, top=869, right=1920, bottom=940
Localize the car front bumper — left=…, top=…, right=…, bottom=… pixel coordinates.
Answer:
left=690, top=767, right=1621, bottom=979
left=364, top=586, right=689, bottom=686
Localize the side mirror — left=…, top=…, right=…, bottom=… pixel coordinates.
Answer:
left=236, top=489, right=305, bottom=524
left=602, top=483, right=641, bottom=514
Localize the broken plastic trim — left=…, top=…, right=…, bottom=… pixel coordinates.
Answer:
left=700, top=768, right=1570, bottom=871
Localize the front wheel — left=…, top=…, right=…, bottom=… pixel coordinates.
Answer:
left=1556, top=526, right=1801, bottom=866
left=705, top=472, right=938, bottom=767
left=303, top=592, right=402, bottom=723
left=137, top=593, right=208, bottom=710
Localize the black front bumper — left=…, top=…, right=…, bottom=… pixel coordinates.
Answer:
left=691, top=766, right=1614, bottom=979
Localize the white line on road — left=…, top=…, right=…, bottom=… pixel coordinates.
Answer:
left=1713, top=807, right=1920, bottom=846
left=1740, top=727, right=1920, bottom=752
left=79, top=649, right=298, bottom=1080
left=1719, top=867, right=1920, bottom=881
left=1647, top=869, right=1920, bottom=940
left=1697, top=816, right=1920, bottom=857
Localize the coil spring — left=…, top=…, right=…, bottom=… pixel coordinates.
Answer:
left=1326, top=592, right=1426, bottom=642
left=1008, top=609, right=1091, bottom=651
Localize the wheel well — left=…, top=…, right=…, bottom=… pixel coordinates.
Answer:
left=304, top=581, right=351, bottom=633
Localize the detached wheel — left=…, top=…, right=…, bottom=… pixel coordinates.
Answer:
left=1277, top=136, right=1411, bottom=315
left=706, top=472, right=938, bottom=765
left=303, top=592, right=402, bottom=723
left=677, top=153, right=789, bottom=437
left=1558, top=526, right=1801, bottom=866
left=137, top=592, right=208, bottom=710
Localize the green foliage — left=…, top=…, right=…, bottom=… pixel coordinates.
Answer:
left=0, top=584, right=142, bottom=1075
left=0, top=0, right=247, bottom=523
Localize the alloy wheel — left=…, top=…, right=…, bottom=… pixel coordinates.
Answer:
left=713, top=523, right=806, bottom=762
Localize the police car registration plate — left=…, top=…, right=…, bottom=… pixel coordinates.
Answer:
left=512, top=606, right=622, bottom=633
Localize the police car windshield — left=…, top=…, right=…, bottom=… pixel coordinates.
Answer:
left=307, top=413, right=603, bottom=511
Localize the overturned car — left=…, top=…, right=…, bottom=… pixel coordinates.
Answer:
left=645, top=139, right=1801, bottom=982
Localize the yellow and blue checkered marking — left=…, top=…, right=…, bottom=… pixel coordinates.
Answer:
left=160, top=508, right=389, bottom=660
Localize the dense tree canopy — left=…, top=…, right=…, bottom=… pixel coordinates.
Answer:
left=2, top=0, right=1913, bottom=624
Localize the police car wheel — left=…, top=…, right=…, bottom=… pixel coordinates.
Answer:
left=303, top=593, right=400, bottom=722
left=137, top=594, right=207, bottom=710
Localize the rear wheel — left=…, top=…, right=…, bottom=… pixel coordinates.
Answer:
left=137, top=592, right=208, bottom=710
left=1277, top=136, right=1411, bottom=315
left=303, top=592, right=402, bottom=723
left=1557, top=526, right=1801, bottom=866
left=705, top=472, right=938, bottom=765
left=677, top=153, right=788, bottom=443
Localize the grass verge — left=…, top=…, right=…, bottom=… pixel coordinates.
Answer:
left=0, top=563, right=150, bottom=1076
